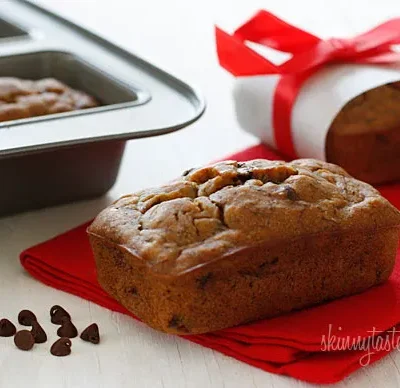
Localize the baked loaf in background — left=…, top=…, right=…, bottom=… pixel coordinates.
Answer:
left=327, top=82, right=400, bottom=184
left=0, top=77, right=98, bottom=122
left=88, top=159, right=400, bottom=334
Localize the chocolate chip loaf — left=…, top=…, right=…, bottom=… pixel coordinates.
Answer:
left=88, top=159, right=400, bottom=334
left=0, top=77, right=98, bottom=122
left=327, top=82, right=400, bottom=184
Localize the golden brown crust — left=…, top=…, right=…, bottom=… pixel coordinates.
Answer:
left=327, top=82, right=400, bottom=184
left=90, top=224, right=399, bottom=334
left=89, top=159, right=400, bottom=333
left=0, top=77, right=98, bottom=122
left=89, top=159, right=400, bottom=275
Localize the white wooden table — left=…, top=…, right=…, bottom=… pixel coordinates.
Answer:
left=1, top=0, right=400, bottom=386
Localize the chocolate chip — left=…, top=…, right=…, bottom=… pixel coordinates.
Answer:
left=127, top=286, right=138, bottom=296
left=18, top=310, right=37, bottom=326
left=80, top=323, right=100, bottom=344
left=14, top=330, right=35, bottom=351
left=182, top=168, right=195, bottom=177
left=57, top=317, right=78, bottom=338
left=258, top=261, right=268, bottom=270
left=257, top=257, right=279, bottom=272
left=0, top=318, right=16, bottom=337
left=196, top=272, right=213, bottom=290
left=168, top=315, right=188, bottom=332
left=237, top=170, right=253, bottom=183
left=50, top=305, right=71, bottom=325
left=31, top=321, right=47, bottom=344
left=283, top=186, right=298, bottom=201
left=239, top=268, right=262, bottom=278
left=50, top=337, right=72, bottom=357
left=376, top=134, right=389, bottom=144
left=271, top=257, right=279, bottom=265
left=275, top=184, right=298, bottom=201
left=168, top=315, right=182, bottom=328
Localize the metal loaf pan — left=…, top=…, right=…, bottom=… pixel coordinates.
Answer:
left=0, top=16, right=28, bottom=41
left=0, top=0, right=205, bottom=216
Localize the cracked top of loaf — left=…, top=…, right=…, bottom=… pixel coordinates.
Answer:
left=0, top=77, right=98, bottom=122
left=88, top=159, right=400, bottom=275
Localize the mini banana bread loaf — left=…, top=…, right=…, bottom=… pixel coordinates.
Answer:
left=327, top=82, right=400, bottom=184
left=88, top=159, right=400, bottom=334
left=0, top=77, right=98, bottom=122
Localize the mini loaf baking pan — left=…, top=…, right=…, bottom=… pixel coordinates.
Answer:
left=0, top=16, right=28, bottom=42
left=0, top=0, right=205, bottom=216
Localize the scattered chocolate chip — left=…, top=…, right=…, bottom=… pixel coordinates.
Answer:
left=80, top=323, right=100, bottom=344
left=18, top=310, right=37, bottom=326
left=57, top=317, right=78, bottom=338
left=50, top=337, right=72, bottom=357
left=31, top=321, right=47, bottom=344
left=14, top=330, right=35, bottom=351
left=50, top=305, right=71, bottom=325
left=196, top=272, right=213, bottom=290
left=0, top=318, right=16, bottom=337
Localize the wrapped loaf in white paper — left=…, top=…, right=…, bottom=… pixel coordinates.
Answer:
left=234, top=64, right=400, bottom=184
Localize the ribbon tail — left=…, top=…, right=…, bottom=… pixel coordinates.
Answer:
left=350, top=18, right=400, bottom=52
left=356, top=51, right=400, bottom=65
left=234, top=10, right=321, bottom=54
left=215, top=26, right=279, bottom=76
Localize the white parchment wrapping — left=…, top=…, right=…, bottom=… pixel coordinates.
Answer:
left=233, top=64, right=400, bottom=160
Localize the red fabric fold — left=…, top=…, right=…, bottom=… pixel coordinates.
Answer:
left=20, top=143, right=400, bottom=384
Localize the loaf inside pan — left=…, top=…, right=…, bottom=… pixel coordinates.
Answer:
left=88, top=159, right=400, bottom=334
left=0, top=77, right=98, bottom=122
left=326, top=82, right=400, bottom=185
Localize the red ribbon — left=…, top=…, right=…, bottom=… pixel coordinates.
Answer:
left=216, top=10, right=400, bottom=158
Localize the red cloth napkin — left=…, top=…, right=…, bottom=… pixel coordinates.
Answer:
left=20, top=143, right=400, bottom=384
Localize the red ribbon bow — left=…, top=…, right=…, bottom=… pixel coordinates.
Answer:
left=216, top=10, right=400, bottom=158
